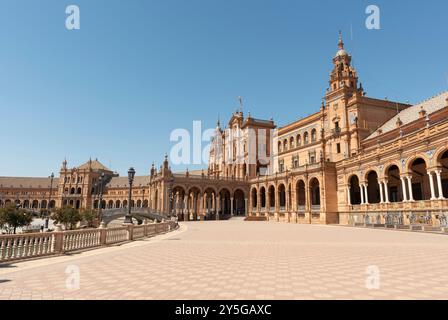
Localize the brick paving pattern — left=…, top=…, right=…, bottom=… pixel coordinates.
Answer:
left=1, top=218, right=448, bottom=300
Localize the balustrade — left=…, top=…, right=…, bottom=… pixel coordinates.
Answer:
left=0, top=221, right=178, bottom=263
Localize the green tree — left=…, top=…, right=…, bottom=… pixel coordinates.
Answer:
left=0, top=204, right=33, bottom=234
left=51, top=206, right=82, bottom=230
left=80, top=209, right=97, bottom=228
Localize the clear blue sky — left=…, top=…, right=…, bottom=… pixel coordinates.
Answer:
left=0, top=0, right=447, bottom=177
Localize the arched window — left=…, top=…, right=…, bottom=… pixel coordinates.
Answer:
left=296, top=134, right=301, bottom=147
left=289, top=137, right=294, bottom=149
left=283, top=139, right=288, bottom=151
left=278, top=141, right=282, bottom=153
left=304, top=132, right=309, bottom=144
left=311, top=129, right=317, bottom=142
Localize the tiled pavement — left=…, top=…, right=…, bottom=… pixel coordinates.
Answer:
left=1, top=218, right=448, bottom=300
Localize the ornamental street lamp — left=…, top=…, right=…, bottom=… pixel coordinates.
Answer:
left=97, top=172, right=105, bottom=224
left=45, top=172, right=54, bottom=229
left=123, top=167, right=135, bottom=224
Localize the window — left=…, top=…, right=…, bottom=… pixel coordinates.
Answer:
left=309, top=151, right=316, bottom=164
left=336, top=143, right=341, bottom=154
left=304, top=132, right=309, bottom=144
left=296, top=134, right=301, bottom=147
left=293, top=156, right=299, bottom=169
left=279, top=160, right=285, bottom=173
left=311, top=129, right=317, bottom=142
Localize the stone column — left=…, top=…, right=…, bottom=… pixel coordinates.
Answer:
left=379, top=182, right=384, bottom=203
left=216, top=195, right=220, bottom=220
left=435, top=170, right=445, bottom=199
left=183, top=196, right=189, bottom=221
left=427, top=171, right=437, bottom=200
left=406, top=176, right=414, bottom=202
left=256, top=190, right=261, bottom=217
left=383, top=181, right=390, bottom=203
left=230, top=197, right=234, bottom=216
left=360, top=184, right=365, bottom=204
left=347, top=186, right=351, bottom=205
left=400, top=177, right=408, bottom=202
left=245, top=198, right=248, bottom=217
left=364, top=184, right=369, bottom=204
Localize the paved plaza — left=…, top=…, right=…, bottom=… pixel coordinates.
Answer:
left=1, top=218, right=448, bottom=300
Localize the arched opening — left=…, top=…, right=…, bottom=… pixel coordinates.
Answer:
left=219, top=188, right=231, bottom=215
left=108, top=200, right=114, bottom=209
left=75, top=200, right=81, bottom=209
left=137, top=200, right=142, bottom=208
left=115, top=200, right=121, bottom=208
left=296, top=134, right=301, bottom=147
left=409, top=158, right=430, bottom=201
left=437, top=150, right=448, bottom=198
left=130, top=200, right=135, bottom=208
left=70, top=188, right=75, bottom=195
left=349, top=175, right=361, bottom=205
left=296, top=180, right=306, bottom=211
left=311, top=129, right=317, bottom=142
left=309, top=178, right=320, bottom=207
left=289, top=137, right=294, bottom=149
left=23, top=200, right=30, bottom=208
left=283, top=139, right=288, bottom=151
left=385, top=165, right=402, bottom=202
left=143, top=200, right=148, bottom=208
left=268, top=185, right=275, bottom=210
left=260, top=187, right=266, bottom=208
left=278, top=184, right=286, bottom=210
left=32, top=200, right=39, bottom=209
left=233, top=189, right=245, bottom=215
left=188, top=187, right=201, bottom=219
left=251, top=188, right=257, bottom=209
left=41, top=200, right=48, bottom=209
left=122, top=200, right=128, bottom=208
left=366, top=171, right=381, bottom=203
left=303, top=132, right=309, bottom=144
left=77, top=187, right=82, bottom=194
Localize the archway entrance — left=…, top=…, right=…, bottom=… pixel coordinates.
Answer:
left=366, top=171, right=380, bottom=203
left=349, top=175, right=361, bottom=205
left=233, top=189, right=245, bottom=216
left=386, top=165, right=402, bottom=202
left=409, top=158, right=430, bottom=201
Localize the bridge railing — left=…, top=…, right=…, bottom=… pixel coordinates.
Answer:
left=0, top=220, right=178, bottom=263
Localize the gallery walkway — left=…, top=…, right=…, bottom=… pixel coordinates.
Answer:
left=1, top=218, right=448, bottom=299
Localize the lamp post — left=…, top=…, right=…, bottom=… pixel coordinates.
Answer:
left=124, top=167, right=135, bottom=224
left=45, top=172, right=54, bottom=229
left=98, top=172, right=105, bottom=224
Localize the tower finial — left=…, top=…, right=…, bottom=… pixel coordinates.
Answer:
left=338, top=31, right=344, bottom=50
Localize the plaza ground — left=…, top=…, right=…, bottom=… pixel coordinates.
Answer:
left=1, top=218, right=448, bottom=300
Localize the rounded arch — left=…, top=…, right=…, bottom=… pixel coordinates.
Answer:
left=408, top=156, right=431, bottom=201
left=303, top=131, right=309, bottom=144
left=268, top=185, right=275, bottom=209
left=366, top=170, right=381, bottom=203
left=385, top=164, right=403, bottom=202
left=405, top=154, right=431, bottom=173
left=435, top=147, right=448, bottom=166
left=233, top=189, right=245, bottom=215
left=309, top=177, right=320, bottom=206
left=383, top=161, right=402, bottom=178
left=295, top=179, right=306, bottom=209
left=251, top=187, right=258, bottom=209
left=348, top=175, right=361, bottom=205
left=108, top=200, right=114, bottom=209
left=311, top=128, right=317, bottom=142
left=41, top=200, right=48, bottom=209
left=278, top=183, right=286, bottom=208
left=259, top=186, right=266, bottom=208
left=219, top=188, right=231, bottom=215
left=115, top=200, right=121, bottom=208
left=296, top=134, right=302, bottom=147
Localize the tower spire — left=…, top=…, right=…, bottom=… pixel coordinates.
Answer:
left=338, top=30, right=344, bottom=50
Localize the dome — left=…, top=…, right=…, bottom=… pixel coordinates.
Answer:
left=335, top=49, right=348, bottom=57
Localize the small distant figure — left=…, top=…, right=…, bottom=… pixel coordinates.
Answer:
left=40, top=225, right=44, bottom=233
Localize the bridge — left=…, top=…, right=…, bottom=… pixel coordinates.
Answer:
left=101, top=208, right=170, bottom=225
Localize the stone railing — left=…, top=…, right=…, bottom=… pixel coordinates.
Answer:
left=0, top=220, right=178, bottom=263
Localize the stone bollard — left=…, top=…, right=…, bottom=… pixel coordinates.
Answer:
left=99, top=222, right=107, bottom=245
